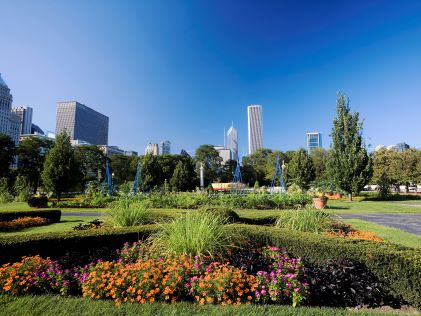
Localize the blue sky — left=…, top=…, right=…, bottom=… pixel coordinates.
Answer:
left=1, top=0, right=421, bottom=156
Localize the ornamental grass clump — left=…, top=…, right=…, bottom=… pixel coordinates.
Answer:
left=150, top=211, right=230, bottom=258
left=275, top=208, right=331, bottom=233
left=108, top=197, right=151, bottom=227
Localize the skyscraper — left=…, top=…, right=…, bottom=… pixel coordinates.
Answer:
left=226, top=123, right=238, bottom=161
left=160, top=140, right=171, bottom=155
left=247, top=105, right=263, bottom=155
left=145, top=143, right=159, bottom=155
left=306, top=132, right=322, bottom=152
left=56, top=101, right=109, bottom=145
left=11, top=106, right=33, bottom=134
left=0, top=73, right=20, bottom=145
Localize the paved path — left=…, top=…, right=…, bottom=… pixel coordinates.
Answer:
left=62, top=212, right=105, bottom=217
left=337, top=213, right=421, bottom=235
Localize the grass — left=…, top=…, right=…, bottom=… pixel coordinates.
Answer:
left=0, top=201, right=108, bottom=213
left=275, top=209, right=331, bottom=233
left=343, top=219, right=421, bottom=249
left=108, top=198, right=152, bottom=227
left=0, top=295, right=408, bottom=316
left=0, top=216, right=100, bottom=236
left=326, top=199, right=421, bottom=214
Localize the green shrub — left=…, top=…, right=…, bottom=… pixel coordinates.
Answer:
left=108, top=198, right=152, bottom=227
left=0, top=178, right=13, bottom=203
left=199, top=206, right=240, bottom=223
left=0, top=209, right=61, bottom=223
left=150, top=212, right=231, bottom=258
left=275, top=209, right=331, bottom=233
left=13, top=176, right=32, bottom=202
left=27, top=195, right=48, bottom=208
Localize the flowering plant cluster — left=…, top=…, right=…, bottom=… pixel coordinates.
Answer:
left=0, top=216, right=47, bottom=231
left=254, top=247, right=309, bottom=307
left=117, top=241, right=150, bottom=264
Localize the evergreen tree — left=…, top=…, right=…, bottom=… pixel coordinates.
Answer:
left=170, top=160, right=196, bottom=191
left=285, top=148, right=315, bottom=190
left=41, top=132, right=79, bottom=201
left=328, top=93, right=372, bottom=201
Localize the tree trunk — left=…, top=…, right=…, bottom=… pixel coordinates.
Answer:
left=348, top=193, right=352, bottom=202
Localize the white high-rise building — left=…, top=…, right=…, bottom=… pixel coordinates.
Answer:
left=306, top=132, right=322, bottom=152
left=247, top=105, right=263, bottom=155
left=11, top=106, right=33, bottom=135
left=145, top=143, right=159, bottom=155
left=226, top=124, right=238, bottom=161
left=0, top=73, right=20, bottom=145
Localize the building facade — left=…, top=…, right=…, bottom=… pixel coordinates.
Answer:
left=0, top=73, right=20, bottom=145
left=160, top=140, right=171, bottom=155
left=214, top=145, right=231, bottom=164
left=226, top=124, right=238, bottom=161
left=145, top=143, right=159, bottom=155
left=11, top=106, right=33, bottom=134
left=247, top=105, right=263, bottom=155
left=56, top=101, right=109, bottom=145
left=306, top=132, right=322, bottom=152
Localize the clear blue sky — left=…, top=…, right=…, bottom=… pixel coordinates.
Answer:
left=2, top=0, right=421, bottom=155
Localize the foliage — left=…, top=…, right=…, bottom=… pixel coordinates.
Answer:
left=0, top=177, right=13, bottom=203
left=117, top=241, right=151, bottom=264
left=150, top=211, right=230, bottom=258
left=0, top=209, right=60, bottom=224
left=74, top=146, right=106, bottom=191
left=328, top=93, right=372, bottom=201
left=0, top=216, right=47, bottom=231
left=73, top=219, right=104, bottom=231
left=0, top=133, right=15, bottom=178
left=285, top=149, right=315, bottom=190
left=27, top=195, right=48, bottom=208
left=309, top=148, right=329, bottom=183
left=13, top=176, right=31, bottom=202
left=17, top=137, right=54, bottom=193
left=170, top=160, right=196, bottom=191
left=275, top=209, right=331, bottom=233
left=199, top=206, right=240, bottom=223
left=108, top=198, right=152, bottom=227
left=109, top=154, right=137, bottom=186
left=195, top=145, right=222, bottom=186
left=41, top=132, right=80, bottom=201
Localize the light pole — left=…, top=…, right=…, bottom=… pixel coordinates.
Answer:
left=200, top=163, right=204, bottom=189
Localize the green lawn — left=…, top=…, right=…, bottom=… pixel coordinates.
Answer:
left=0, top=295, right=408, bottom=316
left=343, top=219, right=421, bottom=249
left=326, top=199, right=421, bottom=214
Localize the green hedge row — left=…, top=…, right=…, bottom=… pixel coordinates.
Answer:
left=0, top=210, right=61, bottom=223
left=0, top=224, right=419, bottom=308
left=229, top=225, right=421, bottom=309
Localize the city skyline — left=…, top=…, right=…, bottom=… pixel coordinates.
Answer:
left=2, top=2, right=421, bottom=154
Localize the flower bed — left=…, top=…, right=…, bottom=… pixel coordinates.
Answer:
left=0, top=217, right=47, bottom=232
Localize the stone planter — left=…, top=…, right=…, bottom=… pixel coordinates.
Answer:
left=312, top=197, right=328, bottom=209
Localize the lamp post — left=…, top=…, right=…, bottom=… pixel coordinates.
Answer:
left=200, top=163, right=204, bottom=189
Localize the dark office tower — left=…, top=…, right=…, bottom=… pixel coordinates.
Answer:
left=55, top=101, right=109, bottom=145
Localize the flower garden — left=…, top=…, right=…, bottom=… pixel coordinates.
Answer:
left=0, top=192, right=420, bottom=315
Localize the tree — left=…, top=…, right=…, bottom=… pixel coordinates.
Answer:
left=285, top=148, right=315, bottom=190
left=218, top=159, right=237, bottom=183
left=310, top=148, right=329, bottom=183
left=17, top=137, right=54, bottom=193
left=195, top=145, right=222, bottom=186
left=0, top=133, right=15, bottom=179
left=75, top=145, right=107, bottom=191
left=141, top=154, right=162, bottom=190
left=328, top=93, right=372, bottom=201
left=170, top=159, right=196, bottom=191
left=41, top=132, right=80, bottom=201
left=109, top=154, right=137, bottom=185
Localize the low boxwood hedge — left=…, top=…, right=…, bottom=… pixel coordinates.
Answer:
left=0, top=224, right=419, bottom=308
left=0, top=210, right=61, bottom=223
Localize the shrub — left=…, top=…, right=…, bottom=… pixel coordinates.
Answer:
left=27, top=195, right=48, bottom=208
left=189, top=262, right=257, bottom=305
left=108, top=198, right=152, bottom=227
left=73, top=219, right=104, bottom=231
left=13, top=176, right=31, bottom=202
left=199, top=206, right=240, bottom=224
left=117, top=241, right=151, bottom=264
left=150, top=212, right=231, bottom=258
left=0, top=209, right=61, bottom=223
left=0, top=178, right=13, bottom=203
left=275, top=209, right=331, bottom=233
left=0, top=217, right=47, bottom=231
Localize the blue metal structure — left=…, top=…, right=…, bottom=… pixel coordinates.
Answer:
left=132, top=161, right=144, bottom=194
left=232, top=159, right=243, bottom=194
left=103, top=160, right=113, bottom=196
left=270, top=156, right=286, bottom=193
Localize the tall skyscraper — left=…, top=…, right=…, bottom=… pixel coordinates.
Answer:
left=145, top=143, right=159, bottom=155
left=306, top=132, right=322, bottom=152
left=226, top=123, right=238, bottom=161
left=56, top=101, right=109, bottom=145
left=0, top=73, right=20, bottom=145
left=247, top=105, right=263, bottom=155
left=160, top=140, right=171, bottom=155
left=11, top=106, right=33, bottom=135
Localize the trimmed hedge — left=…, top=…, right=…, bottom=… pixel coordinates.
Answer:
left=0, top=210, right=61, bottom=223
left=0, top=224, right=419, bottom=308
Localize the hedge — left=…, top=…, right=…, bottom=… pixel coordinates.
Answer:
left=0, top=210, right=61, bottom=223
left=0, top=224, right=419, bottom=308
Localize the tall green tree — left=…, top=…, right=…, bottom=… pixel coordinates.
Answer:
left=285, top=148, right=315, bottom=190
left=328, top=93, right=372, bottom=201
left=195, top=145, right=222, bottom=186
left=41, top=132, right=80, bottom=201
left=0, top=133, right=15, bottom=179
left=109, top=154, right=137, bottom=185
left=17, top=137, right=54, bottom=193
left=75, top=145, right=107, bottom=191
left=170, top=159, right=196, bottom=191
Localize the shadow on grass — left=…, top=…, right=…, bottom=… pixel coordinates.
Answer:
left=325, top=206, right=350, bottom=210
left=239, top=217, right=277, bottom=226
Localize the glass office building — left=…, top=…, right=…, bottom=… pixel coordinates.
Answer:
left=306, top=132, right=322, bottom=152
left=247, top=105, right=263, bottom=155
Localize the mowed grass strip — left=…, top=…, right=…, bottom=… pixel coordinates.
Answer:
left=0, top=295, right=407, bottom=316
left=343, top=219, right=421, bottom=249
left=327, top=199, right=421, bottom=214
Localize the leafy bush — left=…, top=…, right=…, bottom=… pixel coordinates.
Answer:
left=73, top=219, right=104, bottom=231
left=150, top=212, right=231, bottom=258
left=0, top=209, right=61, bottom=223
left=0, top=216, right=47, bottom=231
left=0, top=177, right=13, bottom=203
left=108, top=198, right=152, bottom=227
left=275, top=209, right=331, bottom=233
left=117, top=241, right=151, bottom=264
left=27, top=195, right=48, bottom=208
left=13, top=176, right=32, bottom=202
left=199, top=206, right=240, bottom=223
